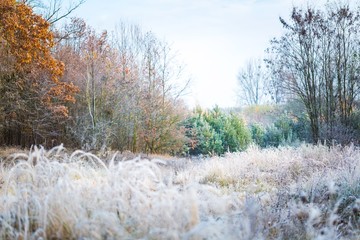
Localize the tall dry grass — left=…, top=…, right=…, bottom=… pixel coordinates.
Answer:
left=0, top=144, right=358, bottom=239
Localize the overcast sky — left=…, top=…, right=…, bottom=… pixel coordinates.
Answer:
left=74, top=0, right=319, bottom=108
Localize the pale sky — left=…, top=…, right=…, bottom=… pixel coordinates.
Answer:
left=74, top=0, right=320, bottom=108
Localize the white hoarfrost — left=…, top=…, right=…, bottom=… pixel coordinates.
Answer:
left=0, top=144, right=359, bottom=239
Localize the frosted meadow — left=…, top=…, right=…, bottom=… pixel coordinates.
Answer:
left=0, top=144, right=359, bottom=239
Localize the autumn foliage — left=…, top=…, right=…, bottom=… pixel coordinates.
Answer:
left=0, top=0, right=189, bottom=153
left=53, top=20, right=189, bottom=154
left=0, top=0, right=78, bottom=146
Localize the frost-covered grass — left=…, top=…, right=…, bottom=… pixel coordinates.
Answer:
left=0, top=144, right=359, bottom=239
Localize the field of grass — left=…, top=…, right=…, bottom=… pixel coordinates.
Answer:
left=0, top=144, right=359, bottom=239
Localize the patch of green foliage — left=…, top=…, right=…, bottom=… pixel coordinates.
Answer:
left=250, top=112, right=311, bottom=148
left=184, top=106, right=251, bottom=155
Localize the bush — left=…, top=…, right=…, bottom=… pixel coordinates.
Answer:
left=263, top=125, right=283, bottom=147
left=250, top=123, right=265, bottom=147
left=185, top=106, right=251, bottom=155
left=225, top=113, right=251, bottom=151
left=250, top=113, right=311, bottom=148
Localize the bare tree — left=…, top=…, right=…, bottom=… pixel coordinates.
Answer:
left=267, top=2, right=360, bottom=144
left=237, top=58, right=269, bottom=105
left=21, top=0, right=86, bottom=24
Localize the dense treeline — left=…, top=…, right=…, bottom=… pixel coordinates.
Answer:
left=0, top=0, right=78, bottom=147
left=2, top=0, right=360, bottom=155
left=0, top=0, right=189, bottom=154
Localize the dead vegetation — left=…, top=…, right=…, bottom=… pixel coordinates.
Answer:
left=0, top=144, right=358, bottom=239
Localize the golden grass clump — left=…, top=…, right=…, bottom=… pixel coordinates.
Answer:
left=0, top=144, right=359, bottom=239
